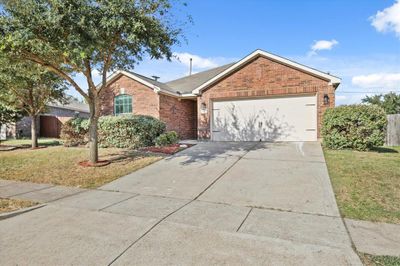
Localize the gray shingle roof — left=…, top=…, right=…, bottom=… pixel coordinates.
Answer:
left=165, top=63, right=236, bottom=94
left=122, top=71, right=178, bottom=95
left=47, top=97, right=89, bottom=113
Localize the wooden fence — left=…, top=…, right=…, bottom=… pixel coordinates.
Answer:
left=386, top=114, right=400, bottom=146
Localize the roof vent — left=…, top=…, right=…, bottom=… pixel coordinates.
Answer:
left=152, top=75, right=160, bottom=81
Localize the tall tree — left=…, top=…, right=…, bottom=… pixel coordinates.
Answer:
left=362, top=92, right=400, bottom=114
left=0, top=0, right=185, bottom=163
left=0, top=58, right=67, bottom=148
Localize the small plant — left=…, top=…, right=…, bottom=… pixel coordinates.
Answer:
left=322, top=104, right=387, bottom=151
left=155, top=131, right=179, bottom=147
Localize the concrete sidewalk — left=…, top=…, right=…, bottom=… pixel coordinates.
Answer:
left=0, top=142, right=363, bottom=265
left=0, top=180, right=86, bottom=203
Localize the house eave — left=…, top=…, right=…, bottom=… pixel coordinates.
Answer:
left=192, top=49, right=342, bottom=94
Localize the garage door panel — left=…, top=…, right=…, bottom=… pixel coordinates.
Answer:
left=212, top=96, right=317, bottom=142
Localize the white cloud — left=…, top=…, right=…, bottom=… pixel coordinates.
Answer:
left=352, top=73, right=400, bottom=89
left=308, top=39, right=338, bottom=56
left=370, top=0, right=400, bottom=38
left=173, top=52, right=220, bottom=69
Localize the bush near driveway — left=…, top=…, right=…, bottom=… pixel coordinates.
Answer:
left=155, top=131, right=179, bottom=146
left=322, top=105, right=387, bottom=151
left=60, top=118, right=89, bottom=147
left=61, top=115, right=166, bottom=148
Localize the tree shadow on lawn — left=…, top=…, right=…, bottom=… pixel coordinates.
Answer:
left=101, top=149, right=164, bottom=165
left=0, top=139, right=61, bottom=149
left=371, top=147, right=399, bottom=153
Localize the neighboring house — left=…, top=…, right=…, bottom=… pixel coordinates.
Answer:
left=7, top=98, right=89, bottom=139
left=101, top=49, right=341, bottom=141
left=0, top=124, right=6, bottom=140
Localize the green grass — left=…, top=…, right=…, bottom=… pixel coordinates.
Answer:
left=0, top=146, right=162, bottom=188
left=1, top=138, right=61, bottom=147
left=360, top=253, right=400, bottom=266
left=324, top=146, right=400, bottom=224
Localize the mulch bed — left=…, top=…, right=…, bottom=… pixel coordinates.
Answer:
left=78, top=160, right=111, bottom=167
left=141, top=143, right=194, bottom=155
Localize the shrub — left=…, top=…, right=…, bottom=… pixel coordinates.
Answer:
left=60, top=118, right=89, bottom=147
left=322, top=104, right=387, bottom=151
left=60, top=115, right=166, bottom=148
left=155, top=131, right=179, bottom=146
left=97, top=115, right=165, bottom=148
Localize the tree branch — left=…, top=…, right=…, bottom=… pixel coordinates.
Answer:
left=98, top=32, right=120, bottom=94
left=21, top=52, right=89, bottom=101
left=83, top=59, right=97, bottom=93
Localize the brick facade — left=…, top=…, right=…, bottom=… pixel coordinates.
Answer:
left=101, top=75, right=198, bottom=139
left=100, top=75, right=160, bottom=118
left=9, top=106, right=89, bottom=138
left=159, top=94, right=197, bottom=139
left=197, top=56, right=335, bottom=139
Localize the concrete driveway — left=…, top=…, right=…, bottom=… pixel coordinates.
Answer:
left=0, top=142, right=361, bottom=265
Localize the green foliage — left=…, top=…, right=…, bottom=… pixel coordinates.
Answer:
left=0, top=54, right=67, bottom=116
left=362, top=92, right=400, bottom=114
left=155, top=131, right=179, bottom=146
left=322, top=105, right=387, bottom=151
left=61, top=115, right=166, bottom=148
left=0, top=0, right=185, bottom=91
left=0, top=103, right=23, bottom=126
left=0, top=0, right=187, bottom=161
left=97, top=115, right=166, bottom=148
left=60, top=118, right=89, bottom=147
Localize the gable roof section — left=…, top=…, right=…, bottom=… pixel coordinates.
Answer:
left=191, top=49, right=341, bottom=95
left=100, top=70, right=186, bottom=97
left=165, top=63, right=236, bottom=94
left=47, top=97, right=89, bottom=113
left=101, top=49, right=341, bottom=98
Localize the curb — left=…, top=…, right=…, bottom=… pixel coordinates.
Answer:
left=0, top=203, right=46, bottom=221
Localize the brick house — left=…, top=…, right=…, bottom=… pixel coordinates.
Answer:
left=5, top=98, right=89, bottom=139
left=101, top=49, right=340, bottom=141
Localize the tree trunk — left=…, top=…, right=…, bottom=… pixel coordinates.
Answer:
left=31, top=115, right=38, bottom=148
left=88, top=99, right=99, bottom=163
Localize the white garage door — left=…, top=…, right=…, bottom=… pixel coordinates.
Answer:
left=212, top=95, right=317, bottom=141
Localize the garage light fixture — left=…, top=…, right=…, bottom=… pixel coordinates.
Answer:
left=200, top=102, right=207, bottom=114
left=323, top=94, right=330, bottom=105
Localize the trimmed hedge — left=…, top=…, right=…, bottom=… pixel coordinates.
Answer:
left=61, top=115, right=166, bottom=148
left=60, top=118, right=89, bottom=147
left=322, top=104, right=387, bottom=151
left=155, top=131, right=179, bottom=146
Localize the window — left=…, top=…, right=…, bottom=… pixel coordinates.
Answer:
left=114, top=94, right=132, bottom=115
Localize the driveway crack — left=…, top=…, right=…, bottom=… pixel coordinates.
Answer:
left=236, top=207, right=253, bottom=232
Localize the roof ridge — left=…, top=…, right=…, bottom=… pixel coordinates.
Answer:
left=165, top=62, right=236, bottom=84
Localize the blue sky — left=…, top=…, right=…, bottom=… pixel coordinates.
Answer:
left=71, top=0, right=400, bottom=105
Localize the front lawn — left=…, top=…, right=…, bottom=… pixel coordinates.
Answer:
left=1, top=138, right=61, bottom=147
left=0, top=146, right=162, bottom=188
left=324, top=147, right=400, bottom=224
left=0, top=198, right=37, bottom=214
left=360, top=253, right=400, bottom=266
